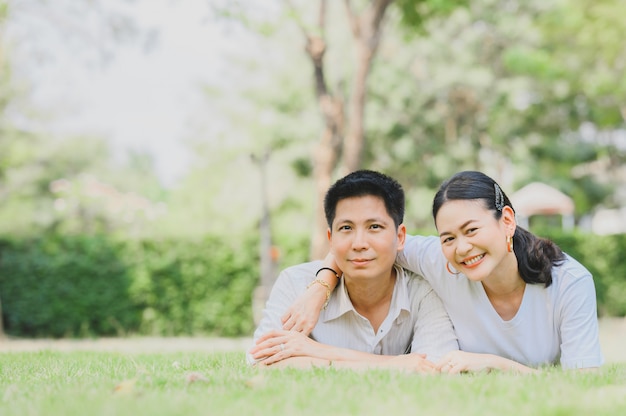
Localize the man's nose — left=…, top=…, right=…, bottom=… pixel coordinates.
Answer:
left=351, top=229, right=369, bottom=250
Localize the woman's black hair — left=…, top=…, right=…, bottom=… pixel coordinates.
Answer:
left=432, top=171, right=565, bottom=287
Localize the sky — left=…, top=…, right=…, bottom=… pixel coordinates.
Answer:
left=7, top=0, right=260, bottom=186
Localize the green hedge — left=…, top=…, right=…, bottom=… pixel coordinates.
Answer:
left=0, top=235, right=138, bottom=337
left=538, top=229, right=626, bottom=317
left=1, top=230, right=624, bottom=339
left=0, top=234, right=260, bottom=338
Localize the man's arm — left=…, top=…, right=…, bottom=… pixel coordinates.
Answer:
left=250, top=329, right=436, bottom=373
left=248, top=262, right=320, bottom=364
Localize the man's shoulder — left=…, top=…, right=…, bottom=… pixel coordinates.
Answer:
left=278, top=260, right=324, bottom=283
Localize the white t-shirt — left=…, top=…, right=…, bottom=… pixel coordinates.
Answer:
left=397, top=235, right=604, bottom=369
left=252, top=260, right=459, bottom=363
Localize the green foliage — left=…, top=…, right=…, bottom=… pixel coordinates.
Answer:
left=123, top=237, right=259, bottom=337
left=0, top=234, right=260, bottom=338
left=0, top=235, right=138, bottom=337
left=396, top=0, right=469, bottom=33
left=537, top=229, right=626, bottom=316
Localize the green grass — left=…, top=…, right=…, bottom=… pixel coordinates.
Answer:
left=1, top=351, right=625, bottom=416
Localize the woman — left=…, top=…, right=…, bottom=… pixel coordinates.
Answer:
left=281, top=171, right=603, bottom=373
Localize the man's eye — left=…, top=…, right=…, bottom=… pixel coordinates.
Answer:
left=441, top=237, right=454, bottom=244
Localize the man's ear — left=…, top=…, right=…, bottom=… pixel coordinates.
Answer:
left=502, top=206, right=517, bottom=235
left=396, top=223, right=407, bottom=251
left=327, top=228, right=335, bottom=256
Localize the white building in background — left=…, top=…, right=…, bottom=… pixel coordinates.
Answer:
left=511, top=181, right=626, bottom=235
left=589, top=207, right=626, bottom=235
left=510, top=182, right=575, bottom=231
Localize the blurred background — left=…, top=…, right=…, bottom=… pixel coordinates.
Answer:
left=0, top=0, right=625, bottom=339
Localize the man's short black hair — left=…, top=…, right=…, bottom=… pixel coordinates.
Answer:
left=324, top=170, right=405, bottom=229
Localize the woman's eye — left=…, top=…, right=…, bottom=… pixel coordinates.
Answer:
left=441, top=236, right=454, bottom=244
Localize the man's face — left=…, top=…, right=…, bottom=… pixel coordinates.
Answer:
left=328, top=195, right=406, bottom=282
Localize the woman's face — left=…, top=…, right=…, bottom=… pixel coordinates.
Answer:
left=435, top=199, right=516, bottom=282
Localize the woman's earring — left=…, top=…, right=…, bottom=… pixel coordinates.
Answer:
left=506, top=235, right=513, bottom=253
left=446, top=262, right=461, bottom=275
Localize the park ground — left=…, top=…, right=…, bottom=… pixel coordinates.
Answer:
left=1, top=317, right=625, bottom=363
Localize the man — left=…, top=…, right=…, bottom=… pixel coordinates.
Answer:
left=247, top=170, right=458, bottom=371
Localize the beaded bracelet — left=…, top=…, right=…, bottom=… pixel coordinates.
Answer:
left=307, top=279, right=332, bottom=309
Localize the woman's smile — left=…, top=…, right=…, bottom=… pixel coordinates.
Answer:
left=462, top=253, right=485, bottom=267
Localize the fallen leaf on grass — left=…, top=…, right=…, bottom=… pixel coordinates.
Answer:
left=244, top=374, right=267, bottom=389
left=185, top=372, right=209, bottom=384
left=113, top=378, right=137, bottom=395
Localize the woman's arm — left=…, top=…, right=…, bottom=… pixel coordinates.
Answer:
left=281, top=252, right=341, bottom=334
left=281, top=235, right=439, bottom=334
left=557, top=268, right=604, bottom=370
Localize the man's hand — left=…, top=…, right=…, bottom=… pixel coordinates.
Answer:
left=248, top=330, right=322, bottom=366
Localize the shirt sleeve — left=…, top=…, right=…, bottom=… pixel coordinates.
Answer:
left=409, top=279, right=459, bottom=362
left=397, top=235, right=445, bottom=282
left=252, top=267, right=303, bottom=343
left=247, top=266, right=308, bottom=365
left=558, top=272, right=604, bottom=369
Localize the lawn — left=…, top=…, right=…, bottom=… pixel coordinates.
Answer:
left=1, top=351, right=625, bottom=416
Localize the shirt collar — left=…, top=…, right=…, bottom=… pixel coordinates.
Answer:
left=321, top=265, right=411, bottom=322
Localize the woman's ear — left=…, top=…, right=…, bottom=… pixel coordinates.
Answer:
left=502, top=206, right=517, bottom=234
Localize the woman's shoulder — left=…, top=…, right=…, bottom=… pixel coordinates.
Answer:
left=548, top=253, right=594, bottom=292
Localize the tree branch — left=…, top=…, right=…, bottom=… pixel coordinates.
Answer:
left=343, top=0, right=360, bottom=37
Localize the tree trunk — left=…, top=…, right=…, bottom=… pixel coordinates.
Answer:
left=251, top=151, right=279, bottom=324
left=0, top=296, right=4, bottom=339
left=286, top=0, right=392, bottom=259
left=340, top=0, right=392, bottom=174
left=341, top=42, right=372, bottom=174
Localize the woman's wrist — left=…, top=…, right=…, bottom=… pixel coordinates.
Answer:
left=307, top=279, right=332, bottom=309
left=316, top=265, right=341, bottom=288
left=306, top=278, right=330, bottom=308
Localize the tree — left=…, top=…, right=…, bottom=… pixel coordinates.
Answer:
left=280, top=0, right=469, bottom=258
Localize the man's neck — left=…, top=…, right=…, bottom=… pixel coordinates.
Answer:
left=344, top=268, right=397, bottom=332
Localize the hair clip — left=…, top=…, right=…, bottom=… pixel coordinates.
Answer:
left=494, top=183, right=504, bottom=211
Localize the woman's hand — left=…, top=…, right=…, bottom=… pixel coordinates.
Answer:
left=248, top=330, right=321, bottom=366
left=436, top=351, right=492, bottom=374
left=282, top=253, right=342, bottom=335
left=384, top=353, right=437, bottom=374
left=280, top=282, right=327, bottom=335
left=436, top=351, right=536, bottom=374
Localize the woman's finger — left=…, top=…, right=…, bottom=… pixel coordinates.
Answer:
left=281, top=310, right=292, bottom=325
